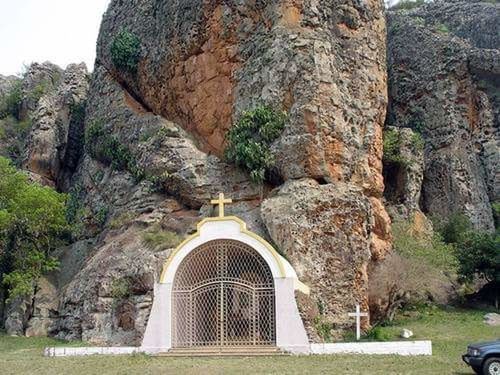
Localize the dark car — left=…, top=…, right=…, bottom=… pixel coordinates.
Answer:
left=463, top=340, right=500, bottom=375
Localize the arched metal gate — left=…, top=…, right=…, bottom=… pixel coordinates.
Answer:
left=172, top=239, right=276, bottom=348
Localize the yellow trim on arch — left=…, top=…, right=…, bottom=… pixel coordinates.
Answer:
left=159, top=216, right=286, bottom=282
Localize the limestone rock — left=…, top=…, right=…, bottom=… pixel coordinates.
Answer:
left=25, top=277, right=59, bottom=337
left=1, top=0, right=392, bottom=344
left=20, top=62, right=64, bottom=117
left=53, top=0, right=391, bottom=344
left=387, top=1, right=499, bottom=231
left=84, top=65, right=262, bottom=210
left=400, top=328, right=413, bottom=339
left=484, top=313, right=500, bottom=326
left=261, top=179, right=375, bottom=340
left=55, top=222, right=168, bottom=345
left=4, top=295, right=32, bottom=336
left=383, top=126, right=425, bottom=220
left=23, top=63, right=89, bottom=188
left=97, top=0, right=388, bottom=196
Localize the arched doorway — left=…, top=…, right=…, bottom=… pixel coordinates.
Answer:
left=171, top=239, right=276, bottom=348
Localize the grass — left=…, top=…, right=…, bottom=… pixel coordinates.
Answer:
left=0, top=307, right=498, bottom=374
left=141, top=225, right=182, bottom=251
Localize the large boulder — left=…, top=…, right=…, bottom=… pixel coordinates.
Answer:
left=97, top=0, right=388, bottom=198
left=25, top=277, right=59, bottom=337
left=261, top=179, right=377, bottom=340
left=4, top=295, right=32, bottom=336
left=55, top=218, right=168, bottom=344
left=387, top=0, right=499, bottom=230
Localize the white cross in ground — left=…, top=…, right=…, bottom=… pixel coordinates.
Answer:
left=348, top=304, right=369, bottom=341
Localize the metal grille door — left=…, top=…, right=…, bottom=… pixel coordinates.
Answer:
left=172, top=239, right=276, bottom=348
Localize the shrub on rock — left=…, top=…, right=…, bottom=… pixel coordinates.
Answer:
left=110, top=30, right=141, bottom=74
left=224, top=105, right=286, bottom=184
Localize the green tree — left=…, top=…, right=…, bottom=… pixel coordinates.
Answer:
left=435, top=213, right=471, bottom=244
left=455, top=232, right=499, bottom=283
left=0, top=80, right=23, bottom=119
left=436, top=213, right=500, bottom=307
left=454, top=230, right=500, bottom=308
left=0, top=157, right=69, bottom=300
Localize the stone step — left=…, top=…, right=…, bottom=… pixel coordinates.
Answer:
left=156, top=346, right=287, bottom=357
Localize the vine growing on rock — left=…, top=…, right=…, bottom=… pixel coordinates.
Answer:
left=224, top=105, right=286, bottom=184
left=85, top=120, right=146, bottom=182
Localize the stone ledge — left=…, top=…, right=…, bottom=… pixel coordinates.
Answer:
left=44, top=347, right=141, bottom=357
left=310, top=341, right=432, bottom=356
left=45, top=341, right=432, bottom=357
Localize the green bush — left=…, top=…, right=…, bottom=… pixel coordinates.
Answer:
left=0, top=81, right=23, bottom=119
left=364, top=326, right=392, bottom=341
left=64, top=183, right=87, bottom=239
left=313, top=316, right=332, bottom=342
left=225, top=105, right=286, bottom=184
left=111, top=277, right=130, bottom=301
left=313, top=299, right=333, bottom=342
left=433, top=213, right=471, bottom=245
left=0, top=116, right=32, bottom=164
left=383, top=129, right=410, bottom=167
left=109, top=211, right=136, bottom=229
left=393, top=220, right=457, bottom=273
left=435, top=214, right=499, bottom=306
left=110, top=30, right=141, bottom=73
left=65, top=183, right=84, bottom=223
left=435, top=23, right=449, bottom=34
left=70, top=101, right=86, bottom=125
left=492, top=201, right=500, bottom=230
left=141, top=225, right=182, bottom=251
left=95, top=206, right=109, bottom=227
left=370, top=217, right=458, bottom=322
left=85, top=121, right=146, bottom=182
left=454, top=231, right=499, bottom=284
left=0, top=157, right=69, bottom=300
left=390, top=0, right=425, bottom=10
left=28, top=81, right=49, bottom=102
left=411, top=132, right=425, bottom=151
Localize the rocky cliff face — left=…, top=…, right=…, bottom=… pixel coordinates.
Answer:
left=47, top=0, right=391, bottom=343
left=386, top=0, right=499, bottom=230
left=0, top=62, right=88, bottom=188
left=3, top=0, right=496, bottom=345
left=0, top=62, right=88, bottom=335
left=23, top=63, right=89, bottom=189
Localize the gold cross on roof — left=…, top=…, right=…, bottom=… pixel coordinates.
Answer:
left=210, top=193, right=233, bottom=218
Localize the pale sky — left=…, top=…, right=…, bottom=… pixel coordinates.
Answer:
left=0, top=0, right=111, bottom=76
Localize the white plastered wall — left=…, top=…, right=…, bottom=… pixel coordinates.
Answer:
left=141, top=217, right=310, bottom=354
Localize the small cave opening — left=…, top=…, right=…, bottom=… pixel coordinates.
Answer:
left=315, top=177, right=329, bottom=185
left=383, top=161, right=407, bottom=205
